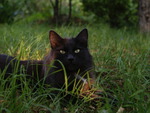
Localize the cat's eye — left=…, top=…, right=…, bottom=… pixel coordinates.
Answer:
left=74, top=49, right=80, bottom=53
left=60, top=50, right=66, bottom=54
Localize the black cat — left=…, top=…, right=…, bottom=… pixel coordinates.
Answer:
left=0, top=29, right=95, bottom=93
left=43, top=29, right=95, bottom=91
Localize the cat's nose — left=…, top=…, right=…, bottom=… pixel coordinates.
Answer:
left=67, top=54, right=74, bottom=62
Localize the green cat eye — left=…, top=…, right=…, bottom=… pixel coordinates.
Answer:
left=60, top=50, right=66, bottom=54
left=74, top=49, right=80, bottom=53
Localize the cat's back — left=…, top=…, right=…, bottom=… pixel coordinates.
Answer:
left=0, top=54, right=43, bottom=79
left=0, top=54, right=16, bottom=68
left=0, top=54, right=18, bottom=77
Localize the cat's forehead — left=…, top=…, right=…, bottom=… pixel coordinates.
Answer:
left=64, top=38, right=76, bottom=45
left=62, top=38, right=79, bottom=48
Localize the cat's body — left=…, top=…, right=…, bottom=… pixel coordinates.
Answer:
left=0, top=54, right=43, bottom=81
left=0, top=29, right=95, bottom=92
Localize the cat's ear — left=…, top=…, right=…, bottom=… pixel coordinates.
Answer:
left=76, top=28, right=88, bottom=47
left=49, top=30, right=64, bottom=49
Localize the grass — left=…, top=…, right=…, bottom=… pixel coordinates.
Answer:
left=0, top=22, right=150, bottom=113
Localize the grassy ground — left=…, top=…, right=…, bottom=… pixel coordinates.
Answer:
left=0, top=22, right=150, bottom=113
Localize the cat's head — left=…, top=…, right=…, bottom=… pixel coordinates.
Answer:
left=49, top=29, right=92, bottom=71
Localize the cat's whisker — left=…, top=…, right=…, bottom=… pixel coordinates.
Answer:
left=74, top=74, right=87, bottom=83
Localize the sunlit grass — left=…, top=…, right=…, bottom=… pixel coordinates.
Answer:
left=0, top=22, right=150, bottom=112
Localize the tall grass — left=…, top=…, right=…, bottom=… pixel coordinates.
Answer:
left=0, top=22, right=150, bottom=113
